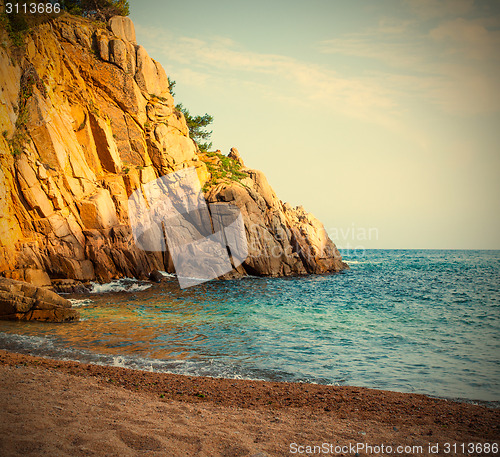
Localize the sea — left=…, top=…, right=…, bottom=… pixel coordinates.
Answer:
left=0, top=250, right=499, bottom=405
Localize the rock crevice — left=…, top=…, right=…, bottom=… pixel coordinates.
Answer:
left=0, top=14, right=347, bottom=296
left=0, top=277, right=79, bottom=322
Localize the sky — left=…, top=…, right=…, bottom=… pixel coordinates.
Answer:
left=130, top=0, right=500, bottom=249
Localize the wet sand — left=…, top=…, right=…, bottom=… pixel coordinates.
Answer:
left=0, top=349, right=498, bottom=456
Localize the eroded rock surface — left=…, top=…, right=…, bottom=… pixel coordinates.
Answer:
left=0, top=14, right=347, bottom=287
left=0, top=277, right=79, bottom=322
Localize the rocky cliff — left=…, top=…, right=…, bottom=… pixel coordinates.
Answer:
left=0, top=14, right=347, bottom=288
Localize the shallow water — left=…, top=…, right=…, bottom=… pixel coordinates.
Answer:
left=1, top=250, right=499, bottom=402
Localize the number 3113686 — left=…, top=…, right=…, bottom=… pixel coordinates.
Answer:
left=5, top=3, right=61, bottom=14
left=443, top=442, right=498, bottom=454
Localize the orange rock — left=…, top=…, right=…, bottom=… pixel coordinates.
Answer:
left=0, top=278, right=79, bottom=322
left=0, top=14, right=347, bottom=285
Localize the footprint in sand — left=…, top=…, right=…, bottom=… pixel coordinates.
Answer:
left=118, top=429, right=164, bottom=452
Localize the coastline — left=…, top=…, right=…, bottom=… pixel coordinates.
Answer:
left=1, top=349, right=498, bottom=457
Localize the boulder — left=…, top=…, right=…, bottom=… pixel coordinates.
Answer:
left=74, top=26, right=91, bottom=49
left=77, top=188, right=119, bottom=230
left=109, top=39, right=136, bottom=75
left=109, top=16, right=136, bottom=44
left=149, top=269, right=165, bottom=283
left=135, top=46, right=171, bottom=98
left=155, top=125, right=197, bottom=164
left=1, top=269, right=51, bottom=287
left=95, top=31, right=109, bottom=61
left=228, top=147, right=244, bottom=166
left=24, top=269, right=52, bottom=287
left=0, top=277, right=79, bottom=322
left=51, top=279, right=90, bottom=294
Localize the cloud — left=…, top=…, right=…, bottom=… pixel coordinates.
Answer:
left=172, top=68, right=210, bottom=88
left=136, top=24, right=402, bottom=127
left=404, top=0, right=474, bottom=18
left=317, top=35, right=424, bottom=69
left=317, top=10, right=500, bottom=116
left=136, top=3, right=500, bottom=126
left=429, top=17, right=500, bottom=61
left=427, top=16, right=500, bottom=114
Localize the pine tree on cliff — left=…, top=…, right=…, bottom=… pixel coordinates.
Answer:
left=175, top=103, right=213, bottom=153
left=61, top=0, right=129, bottom=20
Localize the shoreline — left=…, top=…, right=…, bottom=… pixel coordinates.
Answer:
left=1, top=346, right=498, bottom=410
left=2, top=349, right=498, bottom=413
left=1, top=348, right=499, bottom=456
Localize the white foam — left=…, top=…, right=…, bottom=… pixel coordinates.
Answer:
left=0, top=332, right=53, bottom=350
left=127, top=283, right=154, bottom=292
left=111, top=356, right=127, bottom=368
left=157, top=270, right=176, bottom=278
left=69, top=298, right=94, bottom=307
left=89, top=278, right=152, bottom=294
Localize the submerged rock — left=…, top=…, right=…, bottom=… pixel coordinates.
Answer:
left=149, top=269, right=165, bottom=283
left=0, top=278, right=79, bottom=322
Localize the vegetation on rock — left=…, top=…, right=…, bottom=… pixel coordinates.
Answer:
left=6, top=64, right=46, bottom=157
left=167, top=76, right=176, bottom=97
left=166, top=79, right=244, bottom=191
left=0, top=10, right=30, bottom=47
left=201, top=151, right=248, bottom=192
left=60, top=0, right=129, bottom=20
left=175, top=103, right=213, bottom=153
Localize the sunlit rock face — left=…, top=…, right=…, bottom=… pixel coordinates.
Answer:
left=0, top=15, right=347, bottom=286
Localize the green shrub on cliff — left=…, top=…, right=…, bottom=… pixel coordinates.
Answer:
left=167, top=82, right=244, bottom=192
left=6, top=64, right=46, bottom=157
left=60, top=0, right=129, bottom=20
left=175, top=103, right=213, bottom=153
left=0, top=11, right=29, bottom=47
left=167, top=77, right=176, bottom=97
left=202, top=151, right=248, bottom=192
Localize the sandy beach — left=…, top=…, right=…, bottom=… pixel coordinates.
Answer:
left=0, top=349, right=498, bottom=456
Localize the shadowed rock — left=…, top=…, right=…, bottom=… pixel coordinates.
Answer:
left=0, top=278, right=79, bottom=322
left=0, top=14, right=347, bottom=287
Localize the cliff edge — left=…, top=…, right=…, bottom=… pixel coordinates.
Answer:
left=0, top=14, right=347, bottom=288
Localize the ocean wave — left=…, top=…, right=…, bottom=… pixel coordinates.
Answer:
left=0, top=332, right=54, bottom=351
left=0, top=330, right=289, bottom=382
left=69, top=298, right=94, bottom=307
left=343, top=260, right=382, bottom=265
left=89, top=278, right=152, bottom=294
left=156, top=271, right=176, bottom=278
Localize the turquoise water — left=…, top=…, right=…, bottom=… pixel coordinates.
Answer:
left=0, top=250, right=499, bottom=402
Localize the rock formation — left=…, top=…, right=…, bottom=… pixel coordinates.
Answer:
left=0, top=277, right=79, bottom=322
left=0, top=14, right=347, bottom=289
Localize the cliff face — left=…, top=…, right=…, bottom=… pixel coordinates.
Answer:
left=0, top=14, right=347, bottom=287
